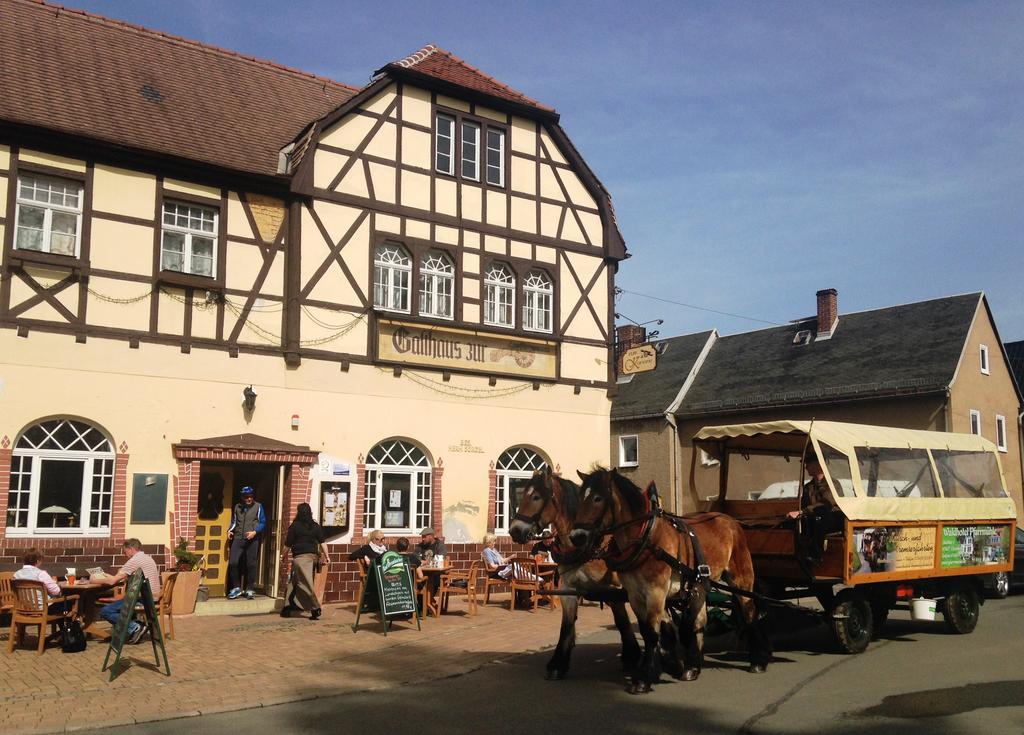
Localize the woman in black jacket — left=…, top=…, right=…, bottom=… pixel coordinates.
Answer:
left=281, top=503, right=328, bottom=620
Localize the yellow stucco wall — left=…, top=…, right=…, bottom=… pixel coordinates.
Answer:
left=949, top=301, right=1023, bottom=523
left=0, top=329, right=610, bottom=543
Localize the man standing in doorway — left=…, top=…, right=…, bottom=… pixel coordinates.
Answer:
left=227, top=486, right=266, bottom=600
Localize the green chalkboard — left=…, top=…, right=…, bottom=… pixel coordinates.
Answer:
left=101, top=569, right=171, bottom=680
left=352, top=552, right=420, bottom=635
left=130, top=474, right=168, bottom=524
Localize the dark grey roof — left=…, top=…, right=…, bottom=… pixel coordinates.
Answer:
left=676, top=293, right=982, bottom=418
left=612, top=331, right=714, bottom=421
left=1006, top=340, right=1024, bottom=393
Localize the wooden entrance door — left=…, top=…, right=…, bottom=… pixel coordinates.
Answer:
left=194, top=465, right=233, bottom=596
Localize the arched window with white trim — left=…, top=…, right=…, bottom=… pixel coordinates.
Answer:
left=522, top=270, right=553, bottom=333
left=364, top=440, right=432, bottom=534
left=418, top=250, right=454, bottom=319
left=373, top=243, right=411, bottom=313
left=494, top=447, right=547, bottom=533
left=7, top=418, right=114, bottom=536
left=484, top=262, right=515, bottom=327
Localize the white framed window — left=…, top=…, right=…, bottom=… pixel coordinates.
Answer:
left=461, top=121, right=480, bottom=180
left=980, top=345, right=990, bottom=375
left=522, top=270, right=553, bottom=333
left=435, top=113, right=455, bottom=175
left=15, top=174, right=83, bottom=257
left=363, top=440, right=432, bottom=534
left=996, top=415, right=1007, bottom=452
left=418, top=250, right=455, bottom=319
left=484, top=263, right=515, bottom=327
left=618, top=435, right=639, bottom=467
left=373, top=243, right=411, bottom=313
left=494, top=447, right=548, bottom=533
left=161, top=201, right=217, bottom=277
left=969, top=409, right=981, bottom=436
left=6, top=419, right=114, bottom=537
left=486, top=128, right=506, bottom=186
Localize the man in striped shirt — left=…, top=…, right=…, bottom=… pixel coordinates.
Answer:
left=96, top=538, right=162, bottom=644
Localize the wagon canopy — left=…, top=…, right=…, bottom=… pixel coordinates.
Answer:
left=693, top=420, right=1017, bottom=522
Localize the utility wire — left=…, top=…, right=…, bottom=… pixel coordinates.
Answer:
left=616, top=288, right=782, bottom=326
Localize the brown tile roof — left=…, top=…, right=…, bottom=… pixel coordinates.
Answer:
left=379, top=44, right=556, bottom=114
left=177, top=433, right=312, bottom=452
left=1, top=0, right=357, bottom=178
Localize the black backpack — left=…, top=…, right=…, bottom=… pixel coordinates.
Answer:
left=60, top=604, right=87, bottom=653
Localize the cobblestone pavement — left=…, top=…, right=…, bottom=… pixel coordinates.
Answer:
left=0, top=596, right=611, bottom=734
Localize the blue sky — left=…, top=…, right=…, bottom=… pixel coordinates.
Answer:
left=71, top=1, right=1024, bottom=341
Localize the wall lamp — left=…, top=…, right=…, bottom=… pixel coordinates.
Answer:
left=243, top=385, right=257, bottom=413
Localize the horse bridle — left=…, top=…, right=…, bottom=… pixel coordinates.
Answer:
left=512, top=475, right=556, bottom=537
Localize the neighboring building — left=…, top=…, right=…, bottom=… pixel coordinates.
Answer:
left=612, top=290, right=1024, bottom=524
left=0, top=1, right=625, bottom=601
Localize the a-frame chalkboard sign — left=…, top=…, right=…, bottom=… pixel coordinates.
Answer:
left=352, top=552, right=421, bottom=635
left=101, top=569, right=171, bottom=681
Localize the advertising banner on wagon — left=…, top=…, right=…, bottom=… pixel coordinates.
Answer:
left=850, top=526, right=936, bottom=576
left=940, top=525, right=1011, bottom=569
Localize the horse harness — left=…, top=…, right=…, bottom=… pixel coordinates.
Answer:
left=584, top=489, right=714, bottom=604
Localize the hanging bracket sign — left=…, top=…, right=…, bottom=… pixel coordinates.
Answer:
left=620, top=343, right=657, bottom=375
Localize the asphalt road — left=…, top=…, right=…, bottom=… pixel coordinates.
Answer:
left=102, top=593, right=1024, bottom=735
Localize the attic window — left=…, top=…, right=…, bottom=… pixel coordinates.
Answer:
left=140, top=84, right=165, bottom=103
left=793, top=330, right=812, bottom=346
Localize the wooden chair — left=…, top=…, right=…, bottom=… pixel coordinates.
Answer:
left=97, top=581, right=126, bottom=605
left=0, top=572, right=14, bottom=616
left=509, top=557, right=544, bottom=612
left=483, top=561, right=511, bottom=606
left=8, top=580, right=79, bottom=655
left=148, top=572, right=178, bottom=640
left=440, top=561, right=480, bottom=616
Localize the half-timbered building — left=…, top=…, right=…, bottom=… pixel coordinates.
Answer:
left=0, top=1, right=625, bottom=602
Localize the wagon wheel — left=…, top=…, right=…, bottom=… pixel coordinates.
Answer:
left=830, top=589, right=873, bottom=654
left=943, top=586, right=980, bottom=634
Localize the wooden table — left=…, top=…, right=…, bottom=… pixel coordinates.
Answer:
left=58, top=581, right=113, bottom=640
left=419, top=565, right=451, bottom=618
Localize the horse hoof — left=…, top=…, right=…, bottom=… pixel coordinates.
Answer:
left=682, top=668, right=701, bottom=682
left=545, top=668, right=566, bottom=681
left=749, top=663, right=767, bottom=674
left=629, top=681, right=653, bottom=695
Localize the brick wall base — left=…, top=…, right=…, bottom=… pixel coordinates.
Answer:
left=0, top=538, right=169, bottom=573
left=319, top=537, right=532, bottom=603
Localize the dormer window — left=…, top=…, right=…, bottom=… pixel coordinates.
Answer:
left=980, top=344, right=990, bottom=375
left=435, top=110, right=506, bottom=188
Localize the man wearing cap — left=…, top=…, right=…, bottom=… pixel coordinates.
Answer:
left=416, top=527, right=447, bottom=598
left=227, top=486, right=266, bottom=600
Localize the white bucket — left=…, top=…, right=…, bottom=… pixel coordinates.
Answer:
left=910, top=598, right=937, bottom=621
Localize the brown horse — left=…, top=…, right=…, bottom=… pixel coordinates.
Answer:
left=508, top=468, right=641, bottom=679
left=570, top=468, right=770, bottom=694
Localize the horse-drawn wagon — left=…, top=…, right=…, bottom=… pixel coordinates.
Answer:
left=693, top=420, right=1018, bottom=652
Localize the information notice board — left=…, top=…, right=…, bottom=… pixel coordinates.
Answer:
left=352, top=551, right=421, bottom=634
left=101, top=569, right=170, bottom=681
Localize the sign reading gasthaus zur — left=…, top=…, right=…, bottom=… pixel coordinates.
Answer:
left=377, top=319, right=556, bottom=379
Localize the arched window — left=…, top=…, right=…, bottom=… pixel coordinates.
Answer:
left=522, top=270, right=553, bottom=333
left=364, top=440, right=432, bottom=534
left=484, top=262, right=515, bottom=327
left=418, top=250, right=454, bottom=319
left=373, top=243, right=411, bottom=313
left=494, top=447, right=547, bottom=533
left=7, top=418, right=114, bottom=536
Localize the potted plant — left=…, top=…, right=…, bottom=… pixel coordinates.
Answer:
left=165, top=537, right=204, bottom=615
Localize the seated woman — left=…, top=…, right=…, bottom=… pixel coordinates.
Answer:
left=349, top=529, right=388, bottom=565
left=482, top=533, right=514, bottom=579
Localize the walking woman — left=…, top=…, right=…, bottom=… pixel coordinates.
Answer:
left=281, top=503, right=328, bottom=620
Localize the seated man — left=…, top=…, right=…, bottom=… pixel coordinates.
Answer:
left=416, top=527, right=447, bottom=598
left=788, top=453, right=843, bottom=563
left=94, top=538, right=162, bottom=644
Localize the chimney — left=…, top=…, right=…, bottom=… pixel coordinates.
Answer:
left=816, top=288, right=838, bottom=337
left=616, top=324, right=646, bottom=352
